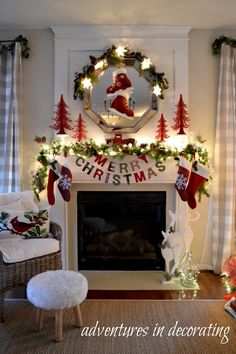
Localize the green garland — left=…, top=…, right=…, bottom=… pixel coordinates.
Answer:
left=0, top=35, right=30, bottom=58
left=32, top=135, right=211, bottom=202
left=73, top=45, right=169, bottom=100
left=212, top=35, right=236, bottom=55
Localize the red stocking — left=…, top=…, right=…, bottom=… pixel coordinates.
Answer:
left=175, top=157, right=192, bottom=201
left=186, top=162, right=209, bottom=209
left=47, top=165, right=60, bottom=206
left=58, top=166, right=72, bottom=202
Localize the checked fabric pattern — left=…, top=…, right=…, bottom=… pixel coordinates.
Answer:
left=202, top=44, right=236, bottom=273
left=0, top=42, right=22, bottom=192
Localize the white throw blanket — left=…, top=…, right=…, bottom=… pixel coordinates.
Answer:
left=0, top=238, right=59, bottom=263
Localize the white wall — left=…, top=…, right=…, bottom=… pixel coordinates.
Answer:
left=1, top=27, right=236, bottom=264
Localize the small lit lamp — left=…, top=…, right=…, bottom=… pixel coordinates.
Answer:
left=174, top=133, right=189, bottom=152
left=56, top=128, right=68, bottom=149
left=56, top=127, right=68, bottom=138
left=165, top=133, right=189, bottom=152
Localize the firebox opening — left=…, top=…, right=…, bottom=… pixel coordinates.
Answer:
left=77, top=191, right=166, bottom=270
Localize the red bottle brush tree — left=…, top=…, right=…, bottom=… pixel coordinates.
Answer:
left=73, top=113, right=87, bottom=141
left=155, top=113, right=169, bottom=141
left=172, top=94, right=190, bottom=134
left=50, top=94, right=73, bottom=135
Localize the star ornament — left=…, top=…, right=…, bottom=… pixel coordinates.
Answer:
left=141, top=58, right=152, bottom=70
left=115, top=46, right=126, bottom=57
left=94, top=59, right=108, bottom=70
left=153, top=84, right=161, bottom=96
left=82, top=77, right=92, bottom=89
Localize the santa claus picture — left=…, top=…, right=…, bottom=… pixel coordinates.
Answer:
left=106, top=67, right=134, bottom=120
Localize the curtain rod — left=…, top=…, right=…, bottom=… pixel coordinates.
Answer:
left=0, top=35, right=30, bottom=58
left=212, top=35, right=236, bottom=55
left=0, top=39, right=19, bottom=43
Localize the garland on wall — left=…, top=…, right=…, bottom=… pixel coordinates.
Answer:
left=32, top=135, right=211, bottom=202
left=212, top=35, right=236, bottom=55
left=73, top=45, right=169, bottom=101
left=0, top=35, right=30, bottom=58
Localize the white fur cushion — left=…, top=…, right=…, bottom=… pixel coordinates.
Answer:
left=27, top=270, right=88, bottom=310
left=0, top=238, right=60, bottom=263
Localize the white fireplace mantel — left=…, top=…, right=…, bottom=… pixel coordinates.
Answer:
left=50, top=25, right=190, bottom=269
left=51, top=155, right=188, bottom=270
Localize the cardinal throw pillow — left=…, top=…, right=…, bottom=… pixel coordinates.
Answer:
left=0, top=209, right=50, bottom=239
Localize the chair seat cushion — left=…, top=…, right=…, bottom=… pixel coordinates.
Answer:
left=0, top=238, right=60, bottom=263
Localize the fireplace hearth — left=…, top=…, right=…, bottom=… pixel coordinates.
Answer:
left=77, top=191, right=166, bottom=270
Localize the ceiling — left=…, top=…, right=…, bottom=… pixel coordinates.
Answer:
left=0, top=0, right=236, bottom=30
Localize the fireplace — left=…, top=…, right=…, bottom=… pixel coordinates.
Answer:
left=77, top=191, right=166, bottom=270
left=51, top=162, right=187, bottom=270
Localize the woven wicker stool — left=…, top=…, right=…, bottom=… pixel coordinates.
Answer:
left=27, top=270, right=88, bottom=341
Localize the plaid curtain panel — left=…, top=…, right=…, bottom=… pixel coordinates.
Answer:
left=211, top=44, right=236, bottom=273
left=0, top=42, right=22, bottom=192
left=200, top=44, right=236, bottom=273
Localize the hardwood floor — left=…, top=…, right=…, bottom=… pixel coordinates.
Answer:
left=6, top=271, right=226, bottom=300
left=87, top=271, right=226, bottom=300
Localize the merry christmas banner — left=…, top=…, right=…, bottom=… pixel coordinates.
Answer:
left=59, top=154, right=177, bottom=185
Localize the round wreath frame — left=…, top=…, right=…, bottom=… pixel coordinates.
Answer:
left=73, top=45, right=169, bottom=101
